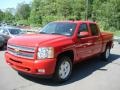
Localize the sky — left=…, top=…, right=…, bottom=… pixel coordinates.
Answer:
left=0, top=0, right=32, bottom=10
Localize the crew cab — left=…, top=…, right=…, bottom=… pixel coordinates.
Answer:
left=5, top=21, right=113, bottom=82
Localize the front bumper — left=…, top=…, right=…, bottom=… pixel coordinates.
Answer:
left=5, top=52, right=56, bottom=76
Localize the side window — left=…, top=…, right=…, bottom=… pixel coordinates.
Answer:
left=78, top=23, right=88, bottom=33
left=89, top=24, right=99, bottom=36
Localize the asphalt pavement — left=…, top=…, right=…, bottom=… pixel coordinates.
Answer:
left=0, top=42, right=120, bottom=90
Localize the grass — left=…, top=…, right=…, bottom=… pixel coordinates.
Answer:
left=113, top=31, right=120, bottom=37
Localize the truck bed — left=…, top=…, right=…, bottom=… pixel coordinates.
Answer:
left=101, top=32, right=113, bottom=53
left=101, top=32, right=113, bottom=41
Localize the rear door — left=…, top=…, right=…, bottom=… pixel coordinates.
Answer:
left=89, top=23, right=102, bottom=55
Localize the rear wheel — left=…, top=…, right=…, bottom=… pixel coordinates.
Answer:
left=54, top=56, right=72, bottom=83
left=101, top=46, right=110, bottom=61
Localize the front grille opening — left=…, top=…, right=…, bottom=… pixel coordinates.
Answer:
left=10, top=58, right=22, bottom=64
left=7, top=44, right=35, bottom=59
left=8, top=60, right=31, bottom=72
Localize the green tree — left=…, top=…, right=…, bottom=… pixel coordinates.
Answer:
left=29, top=0, right=43, bottom=26
left=4, top=10, right=14, bottom=24
left=92, top=0, right=120, bottom=31
left=0, top=10, right=4, bottom=22
left=15, top=3, right=31, bottom=20
left=72, top=0, right=86, bottom=20
left=29, top=0, right=120, bottom=31
left=56, top=0, right=72, bottom=19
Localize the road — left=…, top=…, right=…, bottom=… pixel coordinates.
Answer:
left=0, top=42, right=120, bottom=90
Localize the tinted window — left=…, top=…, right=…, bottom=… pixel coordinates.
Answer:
left=40, top=22, right=76, bottom=36
left=8, top=29, right=22, bottom=35
left=90, top=24, right=99, bottom=36
left=79, top=23, right=88, bottom=32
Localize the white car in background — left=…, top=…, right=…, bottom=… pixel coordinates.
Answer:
left=0, top=26, right=24, bottom=45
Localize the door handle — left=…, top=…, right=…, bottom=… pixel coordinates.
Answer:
left=88, top=40, right=93, bottom=43
left=88, top=40, right=93, bottom=42
left=86, top=43, right=93, bottom=45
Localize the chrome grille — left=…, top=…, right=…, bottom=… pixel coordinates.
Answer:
left=7, top=44, right=35, bottom=59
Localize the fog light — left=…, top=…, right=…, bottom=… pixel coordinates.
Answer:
left=37, top=69, right=45, bottom=73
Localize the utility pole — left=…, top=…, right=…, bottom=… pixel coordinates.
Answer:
left=85, top=0, right=89, bottom=20
left=73, top=0, right=75, bottom=20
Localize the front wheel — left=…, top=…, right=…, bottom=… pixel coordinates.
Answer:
left=101, top=46, right=111, bottom=61
left=54, top=56, right=72, bottom=83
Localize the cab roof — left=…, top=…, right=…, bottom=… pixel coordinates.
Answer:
left=54, top=20, right=96, bottom=24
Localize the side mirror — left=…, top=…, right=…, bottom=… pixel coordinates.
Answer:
left=78, top=31, right=89, bottom=38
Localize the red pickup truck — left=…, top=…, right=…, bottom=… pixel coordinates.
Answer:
left=5, top=21, right=113, bottom=82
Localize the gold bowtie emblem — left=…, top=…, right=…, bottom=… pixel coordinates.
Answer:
left=15, top=48, right=20, bottom=53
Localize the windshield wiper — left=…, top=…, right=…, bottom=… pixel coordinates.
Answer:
left=39, top=32, right=48, bottom=34
left=40, top=32, right=65, bottom=36
left=50, top=32, right=63, bottom=35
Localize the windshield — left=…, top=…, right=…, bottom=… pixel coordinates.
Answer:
left=40, top=22, right=76, bottom=36
left=9, top=29, right=22, bottom=35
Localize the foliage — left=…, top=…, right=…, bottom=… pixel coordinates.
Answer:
left=29, top=0, right=86, bottom=26
left=3, top=10, right=15, bottom=24
left=29, top=0, right=120, bottom=31
left=0, top=10, right=4, bottom=22
left=15, top=3, right=31, bottom=20
left=0, top=0, right=119, bottom=32
left=92, top=0, right=120, bottom=31
left=16, top=20, right=30, bottom=26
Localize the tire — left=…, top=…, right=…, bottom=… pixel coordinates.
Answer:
left=101, top=46, right=111, bottom=61
left=18, top=71, right=24, bottom=76
left=54, top=56, right=72, bottom=83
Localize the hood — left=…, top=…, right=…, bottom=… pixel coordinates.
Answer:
left=8, top=34, right=73, bottom=47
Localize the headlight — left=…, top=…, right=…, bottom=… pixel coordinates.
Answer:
left=37, top=47, right=54, bottom=59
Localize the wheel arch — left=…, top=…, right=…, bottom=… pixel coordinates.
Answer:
left=106, top=40, right=113, bottom=49
left=56, top=50, right=74, bottom=64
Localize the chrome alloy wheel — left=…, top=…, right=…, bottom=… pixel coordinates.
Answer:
left=58, top=60, right=71, bottom=79
left=105, top=47, right=110, bottom=59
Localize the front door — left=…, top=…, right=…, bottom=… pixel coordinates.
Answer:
left=75, top=23, right=94, bottom=61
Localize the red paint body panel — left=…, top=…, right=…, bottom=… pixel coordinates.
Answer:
left=5, top=52, right=56, bottom=75
left=5, top=20, right=113, bottom=76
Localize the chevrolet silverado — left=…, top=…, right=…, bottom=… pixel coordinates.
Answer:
left=5, top=21, right=113, bottom=82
